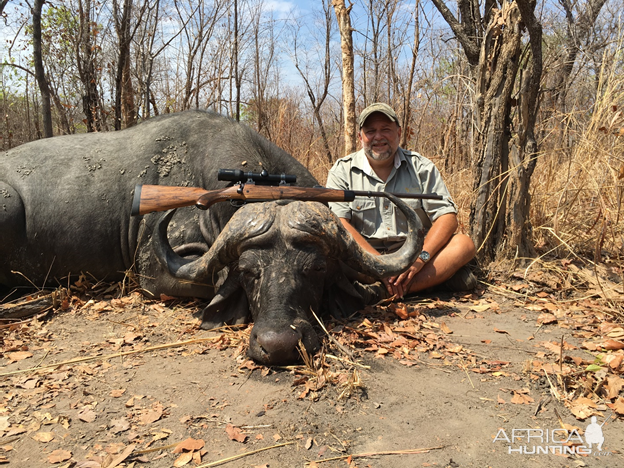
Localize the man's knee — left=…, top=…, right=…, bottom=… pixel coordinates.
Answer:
left=446, top=233, right=476, bottom=263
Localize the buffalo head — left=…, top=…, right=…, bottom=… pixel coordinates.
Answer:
left=153, top=195, right=423, bottom=365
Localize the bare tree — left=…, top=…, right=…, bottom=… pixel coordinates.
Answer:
left=76, top=0, right=105, bottom=131
left=291, top=0, right=334, bottom=163
left=332, top=0, right=356, bottom=155
left=113, top=0, right=136, bottom=129
left=551, top=0, right=607, bottom=111
left=173, top=0, right=227, bottom=111
left=31, top=0, right=53, bottom=137
left=432, top=0, right=542, bottom=263
left=400, top=0, right=419, bottom=148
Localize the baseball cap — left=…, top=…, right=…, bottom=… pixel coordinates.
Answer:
left=358, top=103, right=399, bottom=128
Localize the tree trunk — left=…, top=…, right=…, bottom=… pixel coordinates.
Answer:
left=32, top=0, right=53, bottom=138
left=113, top=0, right=133, bottom=130
left=469, top=1, right=523, bottom=262
left=76, top=0, right=103, bottom=132
left=401, top=0, right=420, bottom=148
left=332, top=0, right=357, bottom=155
left=505, top=0, right=543, bottom=260
left=433, top=0, right=543, bottom=265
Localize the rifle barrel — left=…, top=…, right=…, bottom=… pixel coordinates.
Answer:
left=350, top=190, right=443, bottom=201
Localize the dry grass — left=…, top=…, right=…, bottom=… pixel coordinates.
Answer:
left=528, top=41, right=624, bottom=267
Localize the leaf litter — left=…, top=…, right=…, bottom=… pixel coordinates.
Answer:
left=1, top=259, right=623, bottom=465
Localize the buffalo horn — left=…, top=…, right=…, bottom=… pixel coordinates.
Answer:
left=337, top=194, right=424, bottom=278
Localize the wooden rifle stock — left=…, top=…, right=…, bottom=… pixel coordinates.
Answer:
left=131, top=184, right=443, bottom=216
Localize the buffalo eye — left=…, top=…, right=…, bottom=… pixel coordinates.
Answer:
left=305, top=260, right=327, bottom=276
left=240, top=266, right=259, bottom=282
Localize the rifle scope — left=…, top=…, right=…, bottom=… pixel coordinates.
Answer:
left=218, top=169, right=296, bottom=186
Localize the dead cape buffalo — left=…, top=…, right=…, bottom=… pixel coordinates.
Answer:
left=0, top=110, right=423, bottom=365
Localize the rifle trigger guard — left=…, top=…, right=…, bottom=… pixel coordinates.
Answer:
left=230, top=200, right=246, bottom=208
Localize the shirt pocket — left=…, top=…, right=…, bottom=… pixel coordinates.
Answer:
left=351, top=199, right=378, bottom=237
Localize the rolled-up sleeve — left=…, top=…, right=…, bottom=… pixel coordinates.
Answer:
left=326, top=164, right=352, bottom=220
left=418, top=161, right=457, bottom=222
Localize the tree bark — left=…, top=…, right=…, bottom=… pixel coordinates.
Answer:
left=433, top=0, right=544, bottom=264
left=505, top=0, right=543, bottom=260
left=32, top=0, right=53, bottom=138
left=76, top=0, right=103, bottom=132
left=401, top=0, right=419, bottom=148
left=113, top=0, right=134, bottom=130
left=469, top=2, right=523, bottom=261
left=332, top=0, right=357, bottom=155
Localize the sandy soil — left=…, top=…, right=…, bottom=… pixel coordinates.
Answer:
left=1, top=281, right=623, bottom=468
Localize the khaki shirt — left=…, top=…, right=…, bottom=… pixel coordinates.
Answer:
left=326, top=148, right=457, bottom=250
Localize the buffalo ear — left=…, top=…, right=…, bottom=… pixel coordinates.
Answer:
left=200, top=269, right=250, bottom=330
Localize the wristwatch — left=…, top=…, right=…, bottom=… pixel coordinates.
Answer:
left=419, top=250, right=431, bottom=263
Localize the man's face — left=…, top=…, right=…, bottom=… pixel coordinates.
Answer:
left=359, top=113, right=401, bottom=162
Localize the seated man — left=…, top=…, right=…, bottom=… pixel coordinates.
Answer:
left=326, top=103, right=477, bottom=298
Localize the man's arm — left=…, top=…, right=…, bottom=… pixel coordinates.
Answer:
left=390, top=212, right=458, bottom=293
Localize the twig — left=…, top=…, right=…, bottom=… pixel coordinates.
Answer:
left=0, top=336, right=222, bottom=377
left=559, top=334, right=565, bottom=374
left=195, top=441, right=295, bottom=468
left=325, top=353, right=370, bottom=369
left=310, top=308, right=356, bottom=362
left=460, top=358, right=475, bottom=389
left=132, top=442, right=179, bottom=455
left=305, top=445, right=445, bottom=464
left=542, top=368, right=562, bottom=401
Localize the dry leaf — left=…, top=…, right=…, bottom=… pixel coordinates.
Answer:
left=7, top=351, right=33, bottom=362
left=173, top=451, right=193, bottom=467
left=440, top=322, right=453, bottom=334
left=273, top=433, right=282, bottom=441
left=606, top=375, right=624, bottom=399
left=103, top=444, right=135, bottom=468
left=110, top=389, right=126, bottom=398
left=569, top=397, right=598, bottom=419
left=537, top=313, right=557, bottom=325
left=32, top=431, right=54, bottom=443
left=603, top=339, right=624, bottom=350
left=140, top=406, right=163, bottom=425
left=78, top=408, right=97, bottom=423
left=48, top=449, right=72, bottom=464
left=109, top=418, right=130, bottom=434
left=494, top=328, right=509, bottom=334
left=124, top=332, right=140, bottom=344
left=305, top=437, right=313, bottom=450
left=173, top=438, right=205, bottom=453
left=511, top=392, right=534, bottom=405
left=225, top=424, right=247, bottom=443
left=610, top=396, right=624, bottom=415
left=391, top=303, right=409, bottom=320
left=497, top=395, right=505, bottom=404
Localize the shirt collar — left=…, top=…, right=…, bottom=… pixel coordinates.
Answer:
left=353, top=148, right=404, bottom=178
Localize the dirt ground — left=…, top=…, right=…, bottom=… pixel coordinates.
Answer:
left=2, top=269, right=624, bottom=468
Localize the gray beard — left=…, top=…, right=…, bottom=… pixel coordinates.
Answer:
left=364, top=147, right=394, bottom=161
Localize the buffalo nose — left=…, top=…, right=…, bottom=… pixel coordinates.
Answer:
left=251, top=327, right=301, bottom=365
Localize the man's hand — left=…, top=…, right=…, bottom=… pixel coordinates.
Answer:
left=384, top=258, right=426, bottom=298
left=384, top=214, right=459, bottom=298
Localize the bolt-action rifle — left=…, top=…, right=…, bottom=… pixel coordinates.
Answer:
left=131, top=168, right=443, bottom=216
